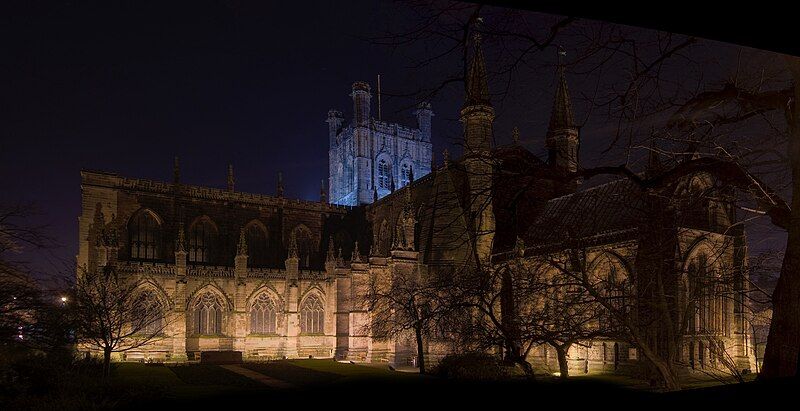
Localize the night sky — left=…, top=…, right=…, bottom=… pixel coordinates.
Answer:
left=0, top=1, right=786, bottom=279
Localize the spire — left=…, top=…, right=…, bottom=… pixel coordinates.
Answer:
left=547, top=47, right=576, bottom=134
left=320, top=179, right=327, bottom=203
left=227, top=164, right=235, bottom=192
left=390, top=174, right=396, bottom=192
left=512, top=127, right=520, bottom=145
left=237, top=228, right=248, bottom=256
left=173, top=156, right=180, bottom=184
left=277, top=171, right=284, bottom=197
left=464, top=20, right=490, bottom=108
left=408, top=167, right=414, bottom=184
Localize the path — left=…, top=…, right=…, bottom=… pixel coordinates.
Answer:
left=219, top=364, right=296, bottom=389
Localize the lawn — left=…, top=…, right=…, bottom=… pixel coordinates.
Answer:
left=112, top=362, right=267, bottom=408
left=241, top=359, right=418, bottom=386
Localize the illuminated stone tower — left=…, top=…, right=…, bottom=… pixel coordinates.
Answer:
left=460, top=29, right=495, bottom=262
left=328, top=82, right=433, bottom=206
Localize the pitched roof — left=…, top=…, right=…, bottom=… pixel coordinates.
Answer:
left=526, top=178, right=645, bottom=247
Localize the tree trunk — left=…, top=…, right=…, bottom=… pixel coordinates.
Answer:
left=102, top=346, right=112, bottom=384
left=762, top=58, right=800, bottom=379
left=555, top=344, right=570, bottom=379
left=414, top=324, right=426, bottom=374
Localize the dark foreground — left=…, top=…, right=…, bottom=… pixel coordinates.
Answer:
left=6, top=359, right=798, bottom=410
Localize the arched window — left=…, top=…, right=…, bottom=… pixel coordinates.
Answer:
left=293, top=225, right=314, bottom=268
left=300, top=294, right=324, bottom=334
left=591, top=253, right=630, bottom=332
left=189, top=217, right=217, bottom=264
left=245, top=221, right=268, bottom=267
left=132, top=290, right=164, bottom=335
left=685, top=249, right=727, bottom=336
left=193, top=292, right=223, bottom=335
left=129, top=210, right=161, bottom=260
left=400, top=163, right=412, bottom=187
left=378, top=159, right=391, bottom=189
left=250, top=293, right=277, bottom=334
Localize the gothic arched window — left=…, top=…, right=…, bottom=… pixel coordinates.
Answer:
left=129, top=210, right=161, bottom=260
left=245, top=221, right=269, bottom=267
left=592, top=253, right=630, bottom=332
left=378, top=159, right=391, bottom=189
left=300, top=294, right=324, bottom=334
left=193, top=292, right=223, bottom=335
left=250, top=293, right=277, bottom=334
left=189, top=217, right=217, bottom=264
left=133, top=290, right=164, bottom=335
left=685, top=250, right=727, bottom=335
left=400, top=163, right=412, bottom=187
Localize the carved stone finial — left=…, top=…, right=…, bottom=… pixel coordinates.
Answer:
left=320, top=179, right=327, bottom=203
left=352, top=241, right=361, bottom=262
left=443, top=148, right=450, bottom=164
left=173, top=156, right=180, bottom=184
left=277, top=171, right=285, bottom=197
left=176, top=225, right=186, bottom=253
left=227, top=164, right=235, bottom=192
left=512, top=127, right=520, bottom=145
left=326, top=236, right=336, bottom=263
left=287, top=231, right=298, bottom=258
left=514, top=236, right=525, bottom=258
left=237, top=228, right=248, bottom=256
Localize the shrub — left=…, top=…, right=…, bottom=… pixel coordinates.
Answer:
left=432, top=352, right=509, bottom=380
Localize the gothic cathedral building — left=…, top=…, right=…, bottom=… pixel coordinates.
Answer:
left=77, top=32, right=756, bottom=375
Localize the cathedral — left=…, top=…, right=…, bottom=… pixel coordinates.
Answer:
left=77, top=32, right=756, bottom=376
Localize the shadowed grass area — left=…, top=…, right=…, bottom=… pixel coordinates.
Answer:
left=241, top=361, right=340, bottom=386
left=112, top=362, right=266, bottom=409
left=242, top=359, right=421, bottom=386
left=169, top=364, right=263, bottom=388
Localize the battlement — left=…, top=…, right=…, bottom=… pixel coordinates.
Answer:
left=81, top=170, right=353, bottom=213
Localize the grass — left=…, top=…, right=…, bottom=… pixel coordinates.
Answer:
left=241, top=359, right=417, bottom=387
left=112, top=362, right=266, bottom=409
left=169, top=364, right=263, bottom=388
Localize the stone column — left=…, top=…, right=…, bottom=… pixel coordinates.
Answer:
left=234, top=230, right=249, bottom=354
left=172, top=228, right=188, bottom=361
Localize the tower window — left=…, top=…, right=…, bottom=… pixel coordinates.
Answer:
left=378, top=160, right=391, bottom=189
left=400, top=164, right=412, bottom=187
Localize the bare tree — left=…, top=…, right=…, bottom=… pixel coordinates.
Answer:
left=70, top=266, right=170, bottom=382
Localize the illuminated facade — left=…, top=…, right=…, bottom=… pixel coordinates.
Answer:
left=327, top=82, right=433, bottom=206
left=76, top=37, right=756, bottom=376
